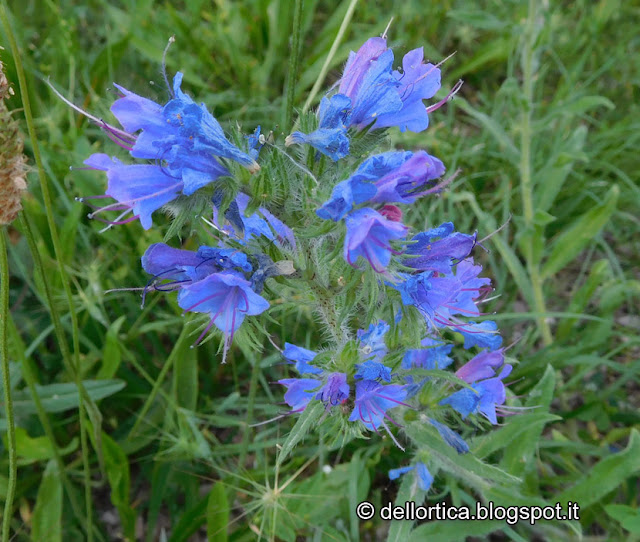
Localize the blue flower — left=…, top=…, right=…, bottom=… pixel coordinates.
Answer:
left=395, top=259, right=493, bottom=331
left=389, top=462, right=433, bottom=491
left=374, top=47, right=441, bottom=132
left=162, top=73, right=259, bottom=172
left=344, top=208, right=407, bottom=273
left=367, top=151, right=446, bottom=205
left=286, top=95, right=351, bottom=161
left=278, top=372, right=349, bottom=412
left=211, top=192, right=296, bottom=249
left=278, top=378, right=320, bottom=412
left=246, top=125, right=264, bottom=160
left=354, top=360, right=392, bottom=382
left=83, top=154, right=184, bottom=230
left=316, top=177, right=377, bottom=222
left=440, top=362, right=512, bottom=424
left=282, top=343, right=322, bottom=375
left=429, top=419, right=469, bottom=454
left=80, top=72, right=261, bottom=229
left=285, top=37, right=456, bottom=160
left=402, top=338, right=454, bottom=371
left=404, top=222, right=476, bottom=274
left=458, top=321, right=503, bottom=351
left=176, top=272, right=269, bottom=362
left=348, top=379, right=407, bottom=431
left=357, top=321, right=390, bottom=362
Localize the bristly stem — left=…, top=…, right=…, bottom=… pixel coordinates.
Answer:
left=0, top=229, right=16, bottom=542
left=519, top=0, right=552, bottom=346
left=0, top=3, right=94, bottom=538
left=302, top=0, right=359, bottom=113
left=285, top=0, right=304, bottom=129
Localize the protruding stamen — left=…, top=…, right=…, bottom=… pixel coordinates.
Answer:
left=426, top=79, right=464, bottom=114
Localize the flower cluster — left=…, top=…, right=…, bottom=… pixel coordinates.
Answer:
left=65, top=31, right=513, bottom=495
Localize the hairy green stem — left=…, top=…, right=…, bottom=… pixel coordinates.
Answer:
left=0, top=3, right=93, bottom=536
left=284, top=0, right=304, bottom=129
left=519, top=0, right=552, bottom=346
left=302, top=0, right=359, bottom=113
left=0, top=230, right=16, bottom=542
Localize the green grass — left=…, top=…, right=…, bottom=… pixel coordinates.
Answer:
left=1, top=0, right=639, bottom=540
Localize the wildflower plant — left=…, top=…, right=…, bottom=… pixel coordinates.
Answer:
left=59, top=24, right=518, bottom=526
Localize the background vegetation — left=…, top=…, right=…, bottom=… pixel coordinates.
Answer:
left=1, top=0, right=639, bottom=539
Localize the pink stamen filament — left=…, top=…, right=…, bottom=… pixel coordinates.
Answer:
left=426, top=79, right=464, bottom=113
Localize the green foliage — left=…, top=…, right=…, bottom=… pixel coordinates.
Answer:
left=0, top=0, right=638, bottom=540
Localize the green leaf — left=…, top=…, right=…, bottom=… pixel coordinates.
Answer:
left=103, top=432, right=136, bottom=541
left=561, top=95, right=615, bottom=115
left=605, top=504, right=640, bottom=534
left=386, top=471, right=426, bottom=542
left=207, top=483, right=230, bottom=542
left=472, top=412, right=560, bottom=460
left=558, top=429, right=640, bottom=509
left=456, top=99, right=519, bottom=165
left=31, top=460, right=62, bottom=542
left=277, top=401, right=324, bottom=465
left=1, top=379, right=125, bottom=416
left=406, top=422, right=521, bottom=491
left=97, top=316, right=126, bottom=380
left=556, top=259, right=612, bottom=340
left=541, top=184, right=619, bottom=279
left=410, top=519, right=504, bottom=541
left=167, top=495, right=208, bottom=542
left=5, top=427, right=78, bottom=466
left=501, top=365, right=556, bottom=476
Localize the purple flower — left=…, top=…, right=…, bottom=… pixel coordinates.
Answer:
left=344, top=208, right=407, bottom=273
left=389, top=462, right=433, bottom=491
left=315, top=372, right=350, bottom=407
left=404, top=222, right=476, bottom=274
left=162, top=73, right=259, bottom=172
left=367, top=151, right=446, bottom=204
left=246, top=125, right=264, bottom=161
left=348, top=380, right=407, bottom=431
left=455, top=349, right=505, bottom=384
left=177, top=272, right=269, bottom=362
left=283, top=343, right=322, bottom=375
